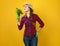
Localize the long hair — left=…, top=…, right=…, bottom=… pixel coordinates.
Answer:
left=29, top=7, right=34, bottom=20
left=29, top=7, right=35, bottom=26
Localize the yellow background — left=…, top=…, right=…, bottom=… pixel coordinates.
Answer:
left=0, top=0, right=60, bottom=46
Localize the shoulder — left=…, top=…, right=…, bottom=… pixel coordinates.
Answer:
left=22, top=15, right=26, bottom=19
left=21, top=15, right=26, bottom=21
left=32, top=14, right=39, bottom=18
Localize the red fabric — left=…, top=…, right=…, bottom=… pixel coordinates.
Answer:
left=17, top=14, right=44, bottom=36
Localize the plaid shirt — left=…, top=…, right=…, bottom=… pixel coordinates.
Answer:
left=18, top=14, right=44, bottom=36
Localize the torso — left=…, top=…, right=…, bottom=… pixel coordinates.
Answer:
left=23, top=14, right=37, bottom=36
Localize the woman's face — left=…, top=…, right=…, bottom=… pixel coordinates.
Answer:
left=24, top=5, right=30, bottom=12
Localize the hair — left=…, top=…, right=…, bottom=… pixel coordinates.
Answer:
left=29, top=7, right=33, bottom=13
left=29, top=7, right=35, bottom=26
left=29, top=7, right=34, bottom=20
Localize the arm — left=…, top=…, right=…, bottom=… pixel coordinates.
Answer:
left=17, top=17, right=25, bottom=30
left=36, top=15, right=44, bottom=31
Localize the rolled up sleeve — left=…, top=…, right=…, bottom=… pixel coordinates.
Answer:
left=17, top=17, right=25, bottom=30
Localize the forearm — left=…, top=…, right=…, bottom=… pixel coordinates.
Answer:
left=17, top=19, right=24, bottom=30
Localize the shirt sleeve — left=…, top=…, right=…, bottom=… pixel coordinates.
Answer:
left=35, top=14, right=44, bottom=28
left=17, top=17, right=25, bottom=30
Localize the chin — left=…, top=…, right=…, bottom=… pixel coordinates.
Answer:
left=25, top=11, right=28, bottom=12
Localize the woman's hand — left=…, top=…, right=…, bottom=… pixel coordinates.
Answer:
left=37, top=27, right=42, bottom=32
left=17, top=22, right=20, bottom=25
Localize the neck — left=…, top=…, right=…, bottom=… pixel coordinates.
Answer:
left=26, top=11, right=30, bottom=18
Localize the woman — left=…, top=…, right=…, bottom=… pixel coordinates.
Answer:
left=17, top=2, right=44, bottom=46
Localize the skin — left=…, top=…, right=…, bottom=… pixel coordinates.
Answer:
left=18, top=5, right=42, bottom=31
